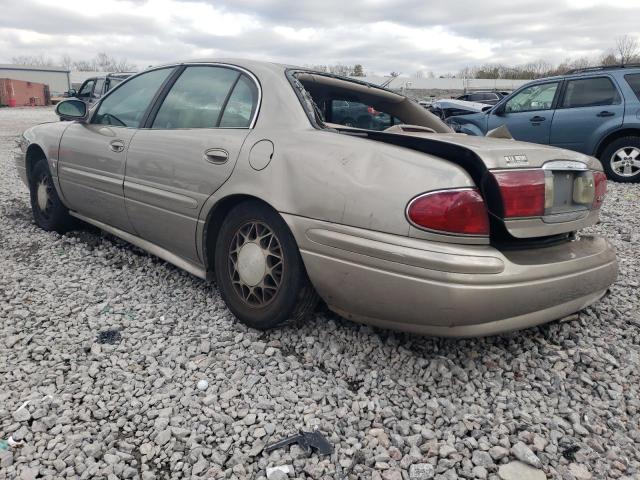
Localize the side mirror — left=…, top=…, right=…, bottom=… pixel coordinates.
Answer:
left=56, top=99, right=87, bottom=122
left=67, top=88, right=77, bottom=97
left=481, top=106, right=492, bottom=113
left=492, top=104, right=505, bottom=116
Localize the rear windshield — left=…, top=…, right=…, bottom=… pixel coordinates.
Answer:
left=625, top=73, right=640, bottom=100
left=293, top=71, right=450, bottom=133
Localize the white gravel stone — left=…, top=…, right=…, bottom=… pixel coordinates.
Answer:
left=409, top=463, right=435, bottom=479
left=511, top=442, right=542, bottom=468
left=1, top=107, right=639, bottom=479
left=498, top=461, right=546, bottom=480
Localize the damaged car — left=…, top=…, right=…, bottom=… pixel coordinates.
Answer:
left=16, top=59, right=617, bottom=337
left=428, top=98, right=492, bottom=122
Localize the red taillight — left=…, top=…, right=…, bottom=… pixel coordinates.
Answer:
left=592, top=171, right=607, bottom=209
left=407, top=189, right=490, bottom=235
left=492, top=170, right=546, bottom=218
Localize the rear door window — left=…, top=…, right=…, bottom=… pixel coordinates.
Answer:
left=560, top=77, right=620, bottom=108
left=625, top=73, right=640, bottom=100
left=219, top=74, right=259, bottom=128
left=152, top=66, right=239, bottom=129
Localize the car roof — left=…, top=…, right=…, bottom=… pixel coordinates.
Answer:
left=153, top=58, right=401, bottom=96
left=525, top=64, right=640, bottom=86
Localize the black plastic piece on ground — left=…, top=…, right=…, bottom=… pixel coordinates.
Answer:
left=264, top=430, right=333, bottom=456
left=96, top=329, right=122, bottom=345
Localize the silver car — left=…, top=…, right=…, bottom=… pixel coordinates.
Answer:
left=15, top=59, right=618, bottom=337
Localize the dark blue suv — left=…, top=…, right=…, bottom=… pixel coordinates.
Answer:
left=448, top=66, right=640, bottom=182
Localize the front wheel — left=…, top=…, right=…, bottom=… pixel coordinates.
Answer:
left=600, top=137, right=640, bottom=182
left=29, top=160, right=74, bottom=232
left=214, top=201, right=318, bottom=330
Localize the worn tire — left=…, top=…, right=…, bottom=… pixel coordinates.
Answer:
left=599, top=136, right=640, bottom=183
left=29, top=160, right=74, bottom=233
left=214, top=200, right=318, bottom=330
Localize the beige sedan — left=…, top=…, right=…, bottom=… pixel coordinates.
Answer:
left=15, top=59, right=617, bottom=336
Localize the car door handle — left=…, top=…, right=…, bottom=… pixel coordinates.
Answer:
left=204, top=148, right=229, bottom=164
left=597, top=111, right=615, bottom=117
left=529, top=116, right=546, bottom=122
left=109, top=140, right=125, bottom=153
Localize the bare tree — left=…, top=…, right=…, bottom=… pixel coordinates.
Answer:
left=60, top=54, right=73, bottom=70
left=616, top=35, right=639, bottom=65
left=352, top=64, right=365, bottom=77
left=11, top=55, right=55, bottom=67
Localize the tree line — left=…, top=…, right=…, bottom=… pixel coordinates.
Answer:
left=10, top=52, right=136, bottom=72
left=456, top=35, right=640, bottom=80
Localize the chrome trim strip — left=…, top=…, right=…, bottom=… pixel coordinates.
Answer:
left=69, top=211, right=207, bottom=279
left=542, top=160, right=588, bottom=171
left=59, top=165, right=123, bottom=186
left=124, top=180, right=198, bottom=209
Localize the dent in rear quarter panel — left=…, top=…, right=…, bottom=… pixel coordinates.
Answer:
left=199, top=128, right=477, bottom=236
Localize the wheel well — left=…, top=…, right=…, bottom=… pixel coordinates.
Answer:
left=595, top=129, right=640, bottom=158
left=202, top=194, right=276, bottom=273
left=25, top=144, right=47, bottom=184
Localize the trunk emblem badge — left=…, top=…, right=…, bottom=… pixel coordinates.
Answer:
left=504, top=154, right=528, bottom=165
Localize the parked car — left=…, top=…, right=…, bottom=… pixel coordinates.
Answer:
left=448, top=65, right=640, bottom=182
left=428, top=98, right=491, bottom=120
left=16, top=59, right=617, bottom=337
left=71, top=73, right=133, bottom=106
left=455, top=91, right=505, bottom=105
left=330, top=99, right=400, bottom=129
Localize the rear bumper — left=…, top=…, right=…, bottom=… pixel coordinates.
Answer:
left=284, top=215, right=618, bottom=337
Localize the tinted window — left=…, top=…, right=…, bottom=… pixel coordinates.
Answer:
left=505, top=82, right=559, bottom=113
left=93, top=68, right=172, bottom=128
left=78, top=80, right=95, bottom=98
left=93, top=78, right=105, bottom=98
left=152, top=66, right=239, bottom=129
left=625, top=74, right=640, bottom=101
left=218, top=75, right=258, bottom=128
left=561, top=77, right=620, bottom=108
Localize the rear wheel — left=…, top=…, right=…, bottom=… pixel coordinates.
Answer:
left=29, top=160, right=74, bottom=232
left=600, top=137, right=640, bottom=182
left=214, top=200, right=318, bottom=330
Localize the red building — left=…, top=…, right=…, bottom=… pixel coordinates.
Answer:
left=0, top=78, right=50, bottom=107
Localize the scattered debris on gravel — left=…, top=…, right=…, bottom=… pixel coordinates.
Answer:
left=1, top=107, right=639, bottom=479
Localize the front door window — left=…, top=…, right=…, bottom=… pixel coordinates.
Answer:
left=504, top=82, right=559, bottom=113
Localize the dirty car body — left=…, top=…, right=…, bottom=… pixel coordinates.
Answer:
left=16, top=59, right=617, bottom=337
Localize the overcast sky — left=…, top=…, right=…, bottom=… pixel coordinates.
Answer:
left=1, top=0, right=639, bottom=75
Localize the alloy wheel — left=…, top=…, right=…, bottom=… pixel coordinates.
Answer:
left=228, top=221, right=284, bottom=307
left=611, top=147, right=640, bottom=177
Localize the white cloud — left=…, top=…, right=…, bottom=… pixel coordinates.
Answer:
left=0, top=0, right=639, bottom=75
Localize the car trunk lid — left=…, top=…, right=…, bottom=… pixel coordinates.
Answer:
left=336, top=128, right=606, bottom=241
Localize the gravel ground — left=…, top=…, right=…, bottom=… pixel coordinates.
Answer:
left=1, top=107, right=639, bottom=480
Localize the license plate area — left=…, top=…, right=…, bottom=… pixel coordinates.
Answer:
left=543, top=161, right=593, bottom=217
